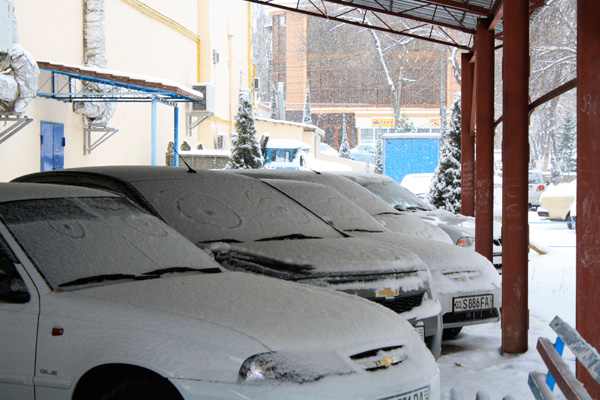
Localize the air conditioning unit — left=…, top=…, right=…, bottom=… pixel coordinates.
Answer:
left=190, top=83, right=215, bottom=114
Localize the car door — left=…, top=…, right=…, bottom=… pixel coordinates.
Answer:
left=0, top=232, right=38, bottom=400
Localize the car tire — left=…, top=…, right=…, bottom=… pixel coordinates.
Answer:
left=567, top=212, right=575, bottom=230
left=442, top=327, right=462, bottom=340
left=100, top=378, right=182, bottom=400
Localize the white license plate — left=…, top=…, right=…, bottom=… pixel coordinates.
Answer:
left=453, top=294, right=493, bottom=312
left=414, top=326, right=425, bottom=341
left=392, top=386, right=429, bottom=400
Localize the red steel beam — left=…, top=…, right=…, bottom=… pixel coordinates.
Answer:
left=461, top=52, right=475, bottom=217
left=501, top=0, right=530, bottom=355
left=474, top=20, right=494, bottom=263
left=576, top=0, right=600, bottom=396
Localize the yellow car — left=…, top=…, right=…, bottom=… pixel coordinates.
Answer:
left=537, top=180, right=576, bottom=223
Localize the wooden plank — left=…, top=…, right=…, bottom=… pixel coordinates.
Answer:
left=537, top=337, right=593, bottom=400
left=529, top=371, right=557, bottom=400
left=550, top=316, right=600, bottom=384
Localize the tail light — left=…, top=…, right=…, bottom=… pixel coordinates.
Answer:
left=537, top=185, right=545, bottom=192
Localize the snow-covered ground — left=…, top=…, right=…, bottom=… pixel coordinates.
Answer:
left=437, top=211, right=576, bottom=399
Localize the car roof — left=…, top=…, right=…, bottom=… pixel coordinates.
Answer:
left=0, top=182, right=119, bottom=203
left=14, top=165, right=253, bottom=184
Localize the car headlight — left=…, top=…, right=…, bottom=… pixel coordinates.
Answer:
left=238, top=352, right=324, bottom=384
left=456, top=236, right=475, bottom=248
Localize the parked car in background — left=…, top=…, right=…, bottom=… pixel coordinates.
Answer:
left=528, top=170, right=546, bottom=210
left=319, top=142, right=338, bottom=157
left=258, top=178, right=502, bottom=340
left=349, top=144, right=376, bottom=163
left=1, top=182, right=441, bottom=399
left=15, top=167, right=443, bottom=358
left=400, top=173, right=434, bottom=200
left=337, top=172, right=504, bottom=271
left=537, top=179, right=577, bottom=226
left=568, top=196, right=577, bottom=230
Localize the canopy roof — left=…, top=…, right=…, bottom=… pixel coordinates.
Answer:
left=246, top=0, right=545, bottom=49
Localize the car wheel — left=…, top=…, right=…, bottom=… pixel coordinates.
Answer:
left=442, top=327, right=463, bottom=340
left=567, top=212, right=575, bottom=230
left=100, top=378, right=182, bottom=400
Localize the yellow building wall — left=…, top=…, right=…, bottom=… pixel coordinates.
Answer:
left=0, top=0, right=249, bottom=182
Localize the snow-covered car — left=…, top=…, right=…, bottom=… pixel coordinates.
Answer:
left=537, top=179, right=576, bottom=225
left=528, top=170, right=546, bottom=209
left=337, top=172, right=504, bottom=271
left=0, top=182, right=441, bottom=400
left=319, top=142, right=338, bottom=156
left=349, top=144, right=375, bottom=163
left=229, top=169, right=453, bottom=245
left=568, top=196, right=577, bottom=230
left=15, top=167, right=443, bottom=358
left=260, top=178, right=502, bottom=339
left=400, top=173, right=434, bottom=199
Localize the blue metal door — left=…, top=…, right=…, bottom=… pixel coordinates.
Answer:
left=40, top=122, right=65, bottom=171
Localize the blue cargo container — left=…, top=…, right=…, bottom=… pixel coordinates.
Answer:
left=383, top=133, right=440, bottom=183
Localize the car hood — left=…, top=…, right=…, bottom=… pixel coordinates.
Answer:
left=410, top=209, right=502, bottom=239
left=71, top=271, right=415, bottom=354
left=209, top=237, right=429, bottom=280
left=350, top=232, right=501, bottom=294
left=375, top=213, right=454, bottom=244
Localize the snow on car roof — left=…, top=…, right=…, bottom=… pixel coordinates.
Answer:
left=0, top=182, right=119, bottom=203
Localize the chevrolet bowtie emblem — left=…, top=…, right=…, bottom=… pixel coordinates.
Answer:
left=379, top=357, right=394, bottom=368
left=377, top=288, right=399, bottom=299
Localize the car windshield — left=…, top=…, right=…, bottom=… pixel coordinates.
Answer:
left=360, top=180, right=435, bottom=211
left=131, top=176, right=344, bottom=244
left=0, top=197, right=218, bottom=290
left=264, top=179, right=386, bottom=233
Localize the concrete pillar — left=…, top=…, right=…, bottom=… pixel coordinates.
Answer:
left=501, top=0, right=530, bottom=355
left=576, top=0, right=600, bottom=395
left=461, top=52, right=475, bottom=217
left=475, top=21, right=494, bottom=263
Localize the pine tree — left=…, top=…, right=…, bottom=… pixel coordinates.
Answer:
left=229, top=94, right=263, bottom=169
left=396, top=114, right=415, bottom=133
left=556, top=111, right=576, bottom=174
left=302, top=82, right=312, bottom=124
left=374, top=125, right=384, bottom=174
left=428, top=92, right=462, bottom=213
left=338, top=114, right=351, bottom=159
left=269, top=85, right=278, bottom=120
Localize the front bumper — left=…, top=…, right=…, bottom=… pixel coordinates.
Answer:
left=171, top=364, right=441, bottom=400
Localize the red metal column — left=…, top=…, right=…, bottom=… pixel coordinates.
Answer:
left=501, top=0, right=529, bottom=354
left=475, top=21, right=494, bottom=262
left=461, top=52, right=475, bottom=217
left=577, top=0, right=600, bottom=395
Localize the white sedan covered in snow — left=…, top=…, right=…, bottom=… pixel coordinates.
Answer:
left=259, top=178, right=502, bottom=339
left=14, top=167, right=443, bottom=358
left=0, top=183, right=440, bottom=400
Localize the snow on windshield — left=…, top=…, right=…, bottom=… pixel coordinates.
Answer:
left=263, top=179, right=386, bottom=233
left=132, top=176, right=344, bottom=244
left=0, top=197, right=218, bottom=289
left=361, top=180, right=434, bottom=211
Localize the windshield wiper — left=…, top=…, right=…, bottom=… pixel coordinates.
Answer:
left=344, top=229, right=384, bottom=233
left=58, top=273, right=143, bottom=288
left=142, top=266, right=222, bottom=276
left=375, top=212, right=402, bottom=216
left=393, top=205, right=409, bottom=211
left=197, top=238, right=243, bottom=245
left=256, top=233, right=321, bottom=242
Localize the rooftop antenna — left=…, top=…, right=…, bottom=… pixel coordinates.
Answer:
left=169, top=142, right=197, bottom=173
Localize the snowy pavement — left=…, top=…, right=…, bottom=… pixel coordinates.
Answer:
left=437, top=212, right=576, bottom=399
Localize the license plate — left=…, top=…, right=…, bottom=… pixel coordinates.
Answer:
left=453, top=294, right=493, bottom=312
left=414, top=326, right=425, bottom=341
left=391, top=386, right=429, bottom=400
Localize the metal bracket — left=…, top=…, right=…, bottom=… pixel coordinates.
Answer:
left=0, top=114, right=33, bottom=146
left=186, top=110, right=213, bottom=137
left=83, top=122, right=119, bottom=155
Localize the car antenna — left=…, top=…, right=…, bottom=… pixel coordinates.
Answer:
left=170, top=142, right=197, bottom=173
